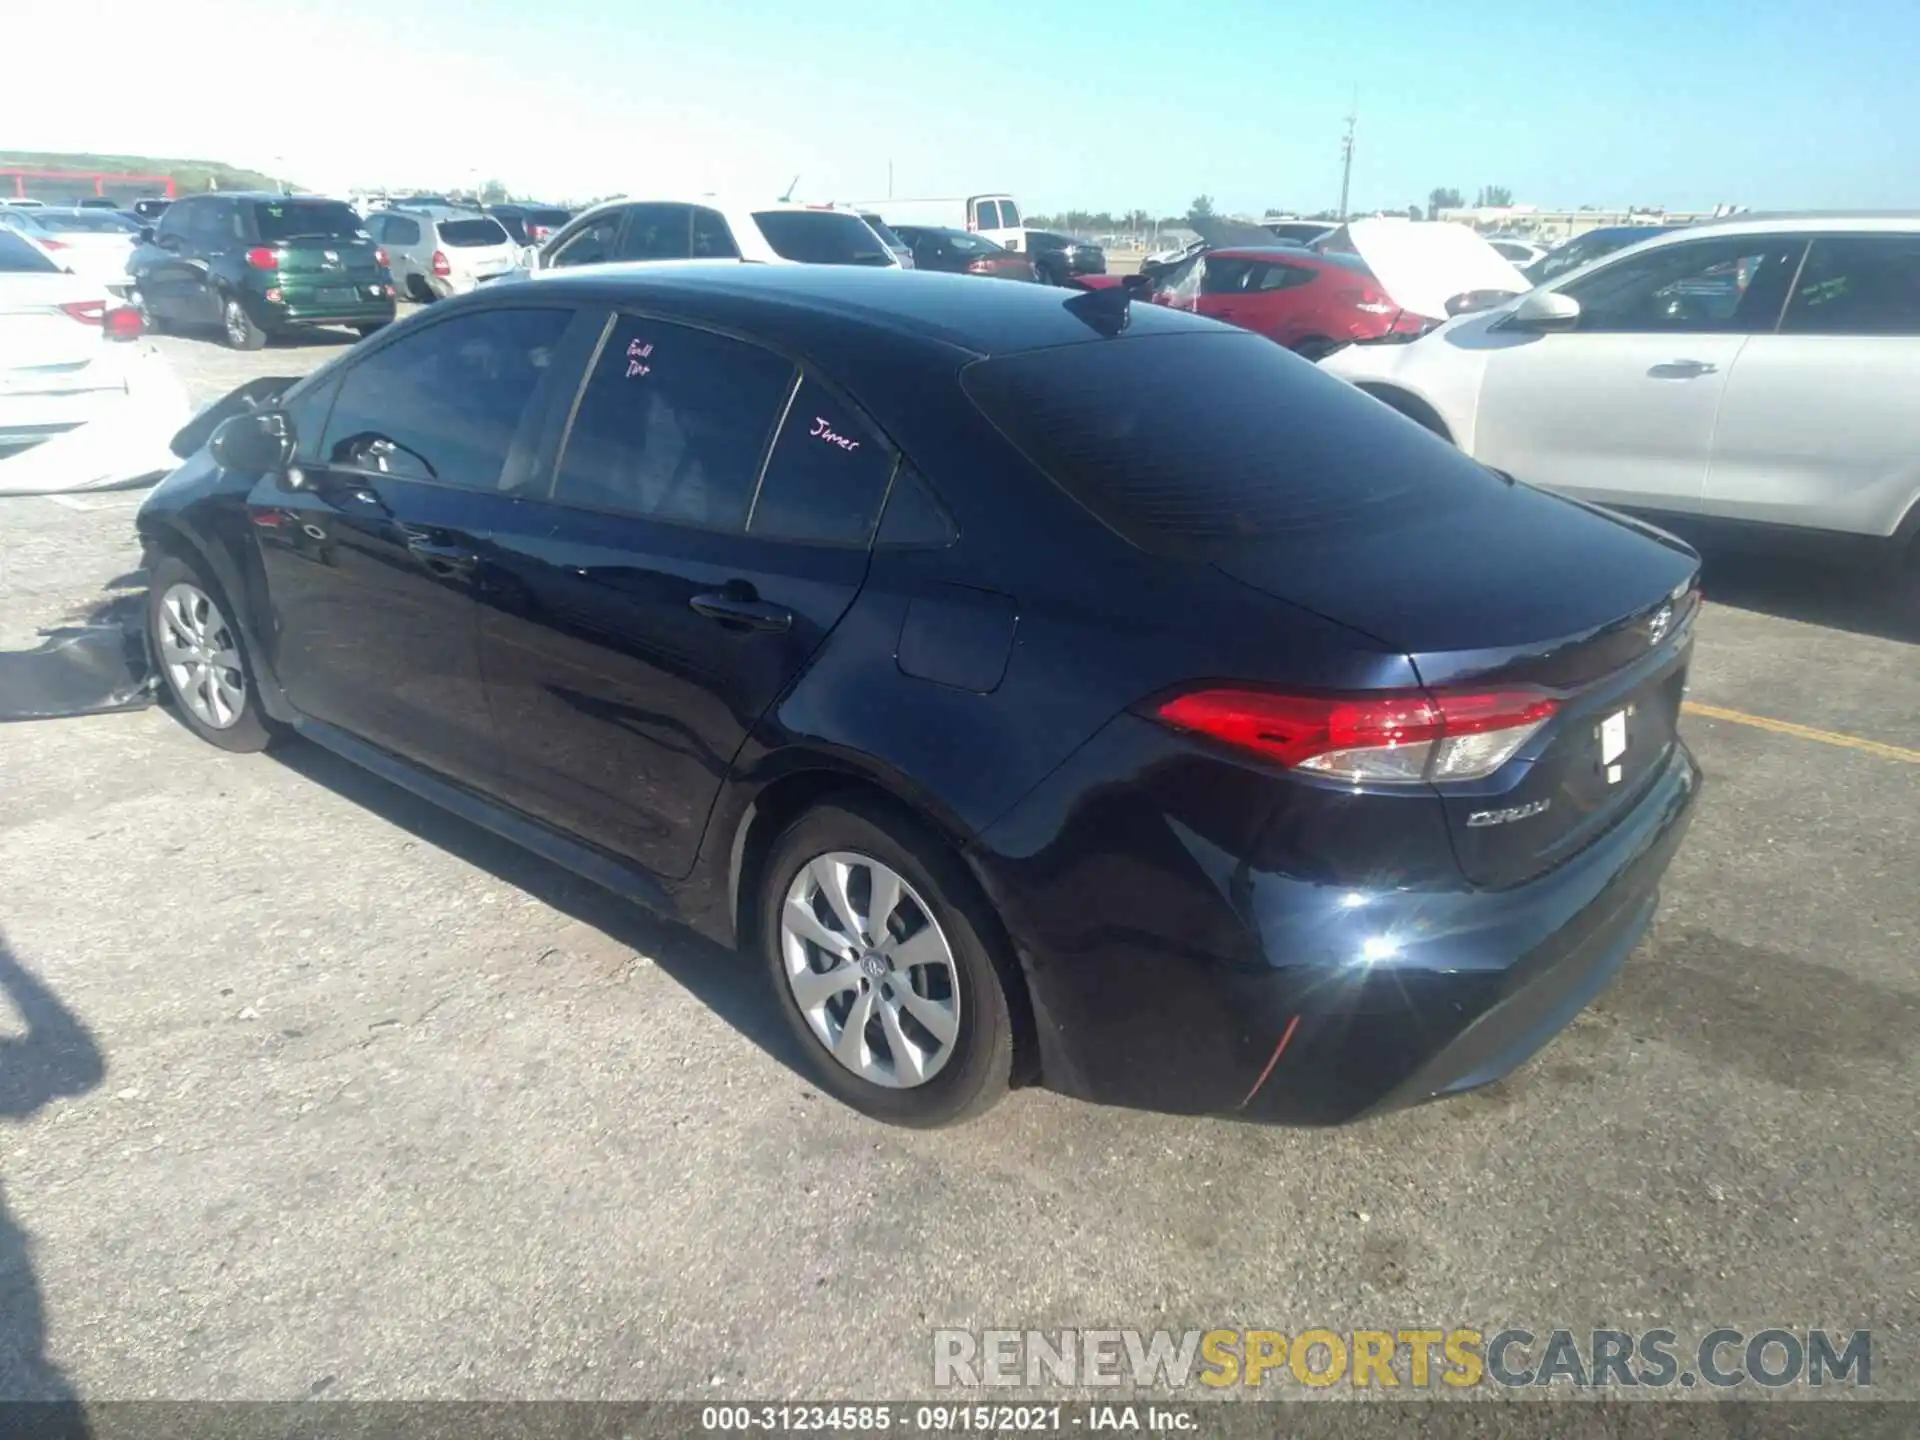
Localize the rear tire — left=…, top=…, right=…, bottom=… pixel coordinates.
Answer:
left=759, top=799, right=1014, bottom=1128
left=221, top=295, right=268, bottom=351
left=146, top=551, right=281, bottom=753
left=406, top=274, right=436, bottom=305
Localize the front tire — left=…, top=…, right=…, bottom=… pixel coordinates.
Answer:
left=221, top=295, right=268, bottom=351
left=147, top=552, right=279, bottom=753
left=760, top=799, right=1014, bottom=1127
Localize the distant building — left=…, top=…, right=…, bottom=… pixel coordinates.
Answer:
left=1437, top=205, right=1742, bottom=241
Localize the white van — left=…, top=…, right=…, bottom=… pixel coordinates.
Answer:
left=844, top=194, right=1025, bottom=251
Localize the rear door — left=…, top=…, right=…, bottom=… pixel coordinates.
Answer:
left=136, top=199, right=215, bottom=324
left=1474, top=234, right=1803, bottom=511
left=247, top=304, right=577, bottom=786
left=254, top=198, right=384, bottom=305
left=1705, top=233, right=1920, bottom=537
left=475, top=311, right=893, bottom=877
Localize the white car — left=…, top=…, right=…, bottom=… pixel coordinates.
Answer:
left=531, top=197, right=899, bottom=272
left=1487, top=237, right=1550, bottom=269
left=367, top=205, right=521, bottom=301
left=0, top=228, right=190, bottom=495
left=1320, top=213, right=1920, bottom=597
left=0, top=205, right=141, bottom=291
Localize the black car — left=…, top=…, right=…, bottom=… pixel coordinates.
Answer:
left=889, top=225, right=1037, bottom=281
left=129, top=193, right=396, bottom=349
left=487, top=203, right=574, bottom=248
left=1023, top=230, right=1107, bottom=285
left=138, top=265, right=1701, bottom=1128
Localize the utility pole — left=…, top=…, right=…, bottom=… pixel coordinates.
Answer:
left=1337, top=93, right=1357, bottom=221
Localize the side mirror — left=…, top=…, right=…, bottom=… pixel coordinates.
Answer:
left=137, top=226, right=155, bottom=244
left=1444, top=288, right=1521, bottom=318
left=209, top=411, right=295, bottom=475
left=1507, top=289, right=1581, bottom=330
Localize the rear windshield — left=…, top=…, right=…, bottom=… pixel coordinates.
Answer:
left=963, top=331, right=1501, bottom=551
left=253, top=200, right=365, bottom=242
left=751, top=210, right=894, bottom=266
left=0, top=229, right=59, bottom=273
left=521, top=207, right=571, bottom=227
left=439, top=218, right=509, bottom=247
left=39, top=210, right=140, bottom=233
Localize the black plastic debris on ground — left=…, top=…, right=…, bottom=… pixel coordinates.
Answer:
left=0, top=619, right=153, bottom=722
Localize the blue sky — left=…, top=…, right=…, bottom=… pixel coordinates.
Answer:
left=10, top=0, right=1916, bottom=214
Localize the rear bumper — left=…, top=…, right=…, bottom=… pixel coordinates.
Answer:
left=253, top=289, right=396, bottom=330
left=974, top=724, right=1701, bottom=1125
left=0, top=344, right=190, bottom=495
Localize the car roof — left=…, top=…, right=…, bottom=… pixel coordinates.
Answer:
left=508, top=261, right=1217, bottom=359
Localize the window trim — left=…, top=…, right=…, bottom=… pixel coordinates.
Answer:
left=538, top=303, right=905, bottom=546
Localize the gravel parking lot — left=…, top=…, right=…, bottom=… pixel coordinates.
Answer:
left=2, top=321, right=1916, bottom=1407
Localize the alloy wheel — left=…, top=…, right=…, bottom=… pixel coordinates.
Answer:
left=157, top=582, right=247, bottom=729
left=224, top=301, right=249, bottom=347
left=780, top=851, right=961, bottom=1088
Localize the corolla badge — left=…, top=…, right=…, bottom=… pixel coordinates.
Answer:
left=1466, top=799, right=1552, bottom=828
left=1647, top=604, right=1673, bottom=645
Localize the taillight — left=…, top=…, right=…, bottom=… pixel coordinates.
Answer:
left=40, top=238, right=69, bottom=251
left=528, top=225, right=551, bottom=241
left=1353, top=299, right=1397, bottom=315
left=245, top=246, right=277, bottom=270
left=374, top=247, right=388, bottom=267
left=965, top=258, right=995, bottom=275
left=431, top=250, right=450, bottom=277
left=102, top=305, right=144, bottom=341
left=1153, top=687, right=1560, bottom=784
left=57, top=300, right=105, bottom=325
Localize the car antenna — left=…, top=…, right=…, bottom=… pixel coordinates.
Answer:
left=780, top=174, right=801, bottom=202
left=1063, top=281, right=1136, bottom=338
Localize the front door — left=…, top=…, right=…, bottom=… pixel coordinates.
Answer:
left=476, top=312, right=894, bottom=878
left=247, top=303, right=578, bottom=785
left=1474, top=233, right=1804, bottom=512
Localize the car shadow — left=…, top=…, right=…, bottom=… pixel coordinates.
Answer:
left=0, top=928, right=104, bottom=1429
left=1694, top=547, right=1916, bottom=644
left=269, top=741, right=809, bottom=1077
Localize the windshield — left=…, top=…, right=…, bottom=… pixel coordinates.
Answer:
left=254, top=200, right=365, bottom=242
left=0, top=229, right=59, bottom=272
left=751, top=210, right=894, bottom=265
left=438, top=217, right=510, bottom=247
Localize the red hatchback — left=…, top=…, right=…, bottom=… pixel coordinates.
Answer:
left=1138, top=246, right=1427, bottom=358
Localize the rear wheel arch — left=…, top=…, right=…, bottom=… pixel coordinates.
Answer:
left=1354, top=382, right=1455, bottom=444
left=728, top=766, right=1040, bottom=1084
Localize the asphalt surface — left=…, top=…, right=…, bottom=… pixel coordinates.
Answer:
left=0, top=319, right=1915, bottom=1408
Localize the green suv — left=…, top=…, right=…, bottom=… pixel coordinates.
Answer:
left=129, top=193, right=396, bottom=349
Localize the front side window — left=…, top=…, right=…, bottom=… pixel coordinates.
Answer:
left=1780, top=235, right=1920, bottom=336
left=1559, top=236, right=1804, bottom=334
left=322, top=307, right=572, bottom=488
left=547, top=210, right=623, bottom=268
left=748, top=378, right=893, bottom=545
left=616, top=204, right=694, bottom=261
left=1199, top=257, right=1256, bottom=295
left=550, top=315, right=796, bottom=529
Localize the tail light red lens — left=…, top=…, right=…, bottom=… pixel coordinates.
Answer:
left=40, top=238, right=69, bottom=251
left=1154, top=687, right=1559, bottom=784
left=244, top=246, right=277, bottom=270
left=528, top=225, right=551, bottom=241
left=431, top=250, right=450, bottom=277
left=102, top=305, right=144, bottom=341
left=57, top=300, right=106, bottom=325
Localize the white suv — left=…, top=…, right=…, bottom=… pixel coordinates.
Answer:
left=369, top=206, right=521, bottom=301
left=533, top=197, right=898, bottom=271
left=1321, top=214, right=1920, bottom=603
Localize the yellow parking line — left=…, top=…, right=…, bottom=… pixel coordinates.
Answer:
left=1682, top=701, right=1920, bottom=765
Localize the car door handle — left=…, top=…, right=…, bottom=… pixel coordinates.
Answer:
left=689, top=591, right=792, bottom=633
left=405, top=536, right=477, bottom=577
left=1648, top=359, right=1717, bottom=379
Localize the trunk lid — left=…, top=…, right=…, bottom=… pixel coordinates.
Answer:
left=1314, top=218, right=1529, bottom=321
left=1211, top=484, right=1699, bottom=887
left=272, top=234, right=385, bottom=282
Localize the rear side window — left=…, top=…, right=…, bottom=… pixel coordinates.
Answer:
left=1780, top=236, right=1920, bottom=336
left=322, top=308, right=572, bottom=488
left=751, top=211, right=893, bottom=266
left=748, top=378, right=893, bottom=545
left=692, top=206, right=739, bottom=259
left=617, top=204, right=693, bottom=261
left=438, top=218, right=509, bottom=247
left=1255, top=263, right=1316, bottom=291
left=963, top=331, right=1505, bottom=551
left=254, top=200, right=364, bottom=243
left=1200, top=258, right=1255, bottom=294
left=0, top=229, right=58, bottom=272
left=551, top=315, right=795, bottom=529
